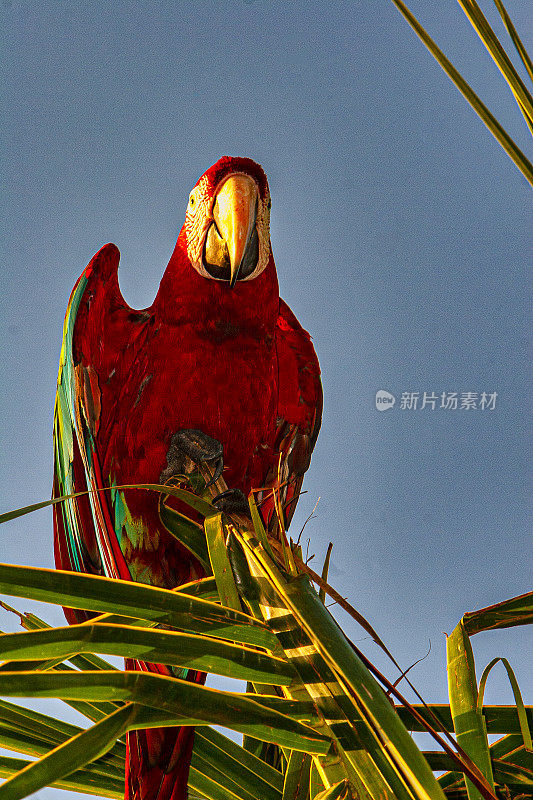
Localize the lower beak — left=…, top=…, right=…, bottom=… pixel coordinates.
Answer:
left=213, top=174, right=258, bottom=288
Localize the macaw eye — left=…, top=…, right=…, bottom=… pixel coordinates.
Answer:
left=189, top=196, right=195, bottom=207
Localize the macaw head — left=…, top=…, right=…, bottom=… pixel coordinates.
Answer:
left=184, top=156, right=272, bottom=288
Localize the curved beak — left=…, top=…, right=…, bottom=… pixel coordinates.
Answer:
left=213, top=174, right=258, bottom=288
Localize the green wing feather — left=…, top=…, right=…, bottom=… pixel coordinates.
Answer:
left=53, top=245, right=134, bottom=591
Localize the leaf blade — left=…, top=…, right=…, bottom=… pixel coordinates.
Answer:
left=0, top=704, right=135, bottom=800
left=205, top=513, right=242, bottom=611
left=0, top=562, right=278, bottom=649
left=0, top=670, right=331, bottom=754
left=462, top=591, right=533, bottom=635
left=446, top=621, right=495, bottom=800
left=389, top=0, right=533, bottom=186
left=0, top=623, right=294, bottom=686
left=0, top=756, right=124, bottom=799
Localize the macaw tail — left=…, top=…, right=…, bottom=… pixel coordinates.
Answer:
left=124, top=660, right=205, bottom=800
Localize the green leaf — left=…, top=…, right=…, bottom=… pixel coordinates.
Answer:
left=0, top=704, right=136, bottom=800
left=160, top=483, right=216, bottom=517
left=456, top=0, right=533, bottom=126
left=3, top=708, right=283, bottom=800
left=492, top=0, right=533, bottom=83
left=279, top=572, right=447, bottom=800
left=0, top=651, right=123, bottom=722
left=236, top=530, right=442, bottom=799
left=2, top=703, right=284, bottom=799
left=462, top=591, right=533, bottom=635
left=0, top=623, right=294, bottom=686
left=191, top=749, right=262, bottom=800
left=0, top=698, right=89, bottom=746
left=310, top=761, right=325, bottom=798
left=0, top=725, right=124, bottom=780
left=314, top=780, right=353, bottom=800
left=446, top=621, right=495, bottom=800
left=174, top=576, right=219, bottom=601
left=389, top=0, right=533, bottom=186
left=0, top=483, right=215, bottom=525
left=0, top=698, right=125, bottom=774
left=431, top=745, right=533, bottom=789
left=0, top=725, right=62, bottom=759
left=0, top=656, right=68, bottom=673
left=491, top=756, right=533, bottom=787
left=205, top=513, right=242, bottom=611
left=188, top=765, right=242, bottom=800
left=1, top=602, right=121, bottom=673
left=395, top=703, right=533, bottom=734
left=159, top=502, right=212, bottom=573
left=194, top=727, right=283, bottom=799
left=318, top=543, right=333, bottom=605
left=490, top=731, right=527, bottom=760
left=0, top=670, right=331, bottom=754
left=281, top=750, right=311, bottom=800
left=477, top=658, right=532, bottom=751
left=247, top=696, right=317, bottom=721
left=234, top=541, right=363, bottom=792
left=248, top=492, right=275, bottom=560
left=0, top=756, right=124, bottom=799
left=0, top=562, right=278, bottom=649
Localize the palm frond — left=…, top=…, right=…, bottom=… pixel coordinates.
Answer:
left=1, top=474, right=530, bottom=799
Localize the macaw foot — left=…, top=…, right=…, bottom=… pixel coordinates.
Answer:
left=160, top=429, right=224, bottom=487
left=212, top=488, right=250, bottom=516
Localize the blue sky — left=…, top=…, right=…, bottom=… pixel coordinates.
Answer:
left=1, top=2, right=531, bottom=797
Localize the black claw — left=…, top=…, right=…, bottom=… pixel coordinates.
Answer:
left=205, top=456, right=224, bottom=488
left=160, top=428, right=224, bottom=484
left=212, top=488, right=250, bottom=516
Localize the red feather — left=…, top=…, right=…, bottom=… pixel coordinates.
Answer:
left=53, top=157, right=322, bottom=799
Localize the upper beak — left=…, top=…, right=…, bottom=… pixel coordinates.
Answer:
left=213, top=174, right=258, bottom=288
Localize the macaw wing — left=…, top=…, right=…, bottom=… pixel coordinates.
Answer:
left=53, top=244, right=149, bottom=617
left=261, top=299, right=322, bottom=531
left=53, top=245, right=206, bottom=793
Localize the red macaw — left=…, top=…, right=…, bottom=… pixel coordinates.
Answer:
left=53, top=156, right=322, bottom=800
